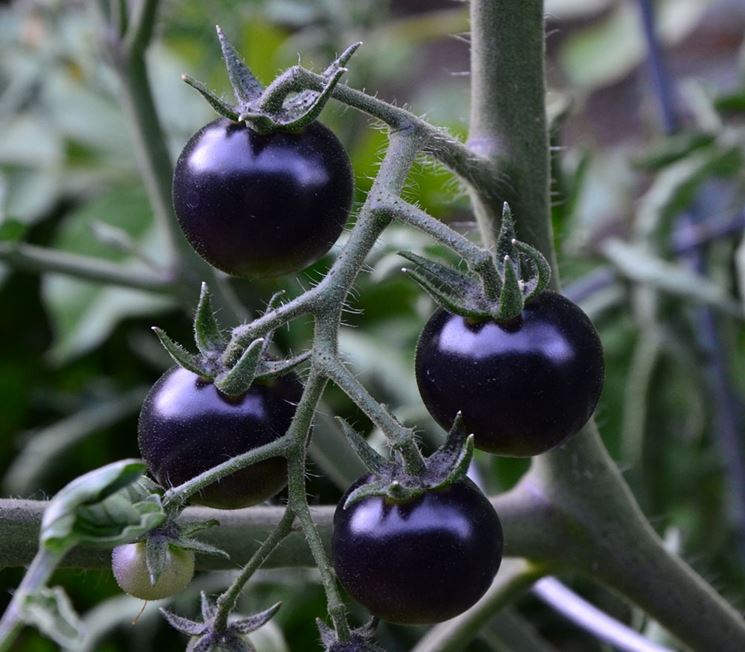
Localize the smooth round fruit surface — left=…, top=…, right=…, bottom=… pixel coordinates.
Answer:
left=415, top=291, right=604, bottom=456
left=172, top=118, right=353, bottom=277
left=112, top=542, right=195, bottom=601
left=138, top=366, right=302, bottom=509
left=332, top=477, right=503, bottom=624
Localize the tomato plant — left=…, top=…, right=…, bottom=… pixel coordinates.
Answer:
left=111, top=542, right=195, bottom=601
left=172, top=118, right=353, bottom=278
left=332, top=477, right=503, bottom=624
left=137, top=366, right=302, bottom=509
left=415, top=291, right=604, bottom=456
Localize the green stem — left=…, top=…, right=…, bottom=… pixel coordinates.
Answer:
left=0, top=547, right=67, bottom=652
left=161, top=435, right=291, bottom=512
left=320, top=355, right=426, bottom=474
left=0, top=242, right=173, bottom=292
left=467, top=0, right=556, bottom=279
left=382, top=194, right=501, bottom=294
left=258, top=66, right=505, bottom=199
left=282, top=369, right=351, bottom=640
left=212, top=508, right=295, bottom=633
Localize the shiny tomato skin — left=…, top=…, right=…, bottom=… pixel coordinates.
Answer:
left=332, top=477, right=503, bottom=624
left=137, top=366, right=302, bottom=509
left=172, top=118, right=353, bottom=278
left=415, top=291, right=604, bottom=456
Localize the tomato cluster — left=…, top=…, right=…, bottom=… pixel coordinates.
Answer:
left=118, top=105, right=604, bottom=630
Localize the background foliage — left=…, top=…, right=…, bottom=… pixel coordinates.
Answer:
left=1, top=0, right=745, bottom=650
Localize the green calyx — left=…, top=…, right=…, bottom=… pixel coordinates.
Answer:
left=163, top=593, right=281, bottom=652
left=318, top=618, right=384, bottom=652
left=401, top=203, right=551, bottom=322
left=153, top=283, right=309, bottom=397
left=141, top=519, right=228, bottom=585
left=182, top=26, right=361, bottom=133
left=338, top=414, right=474, bottom=509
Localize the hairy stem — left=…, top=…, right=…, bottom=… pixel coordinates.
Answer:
left=468, top=0, right=556, bottom=276
left=212, top=508, right=295, bottom=632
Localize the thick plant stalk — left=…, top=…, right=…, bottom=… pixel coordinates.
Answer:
left=467, top=0, right=745, bottom=650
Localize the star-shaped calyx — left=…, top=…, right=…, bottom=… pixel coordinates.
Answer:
left=338, top=413, right=474, bottom=508
left=400, top=203, right=552, bottom=323
left=153, top=283, right=309, bottom=399
left=162, top=593, right=281, bottom=652
left=182, top=26, right=360, bottom=133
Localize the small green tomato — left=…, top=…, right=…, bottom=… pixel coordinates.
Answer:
left=111, top=542, right=195, bottom=601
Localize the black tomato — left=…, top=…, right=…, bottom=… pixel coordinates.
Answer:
left=415, top=291, right=604, bottom=457
left=137, top=366, right=302, bottom=509
left=332, top=477, right=503, bottom=624
left=172, top=118, right=353, bottom=278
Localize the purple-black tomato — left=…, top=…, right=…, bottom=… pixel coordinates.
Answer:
left=332, top=477, right=503, bottom=624
left=415, top=291, right=604, bottom=457
left=172, top=118, right=353, bottom=278
left=137, top=366, right=302, bottom=509
left=111, top=542, right=195, bottom=601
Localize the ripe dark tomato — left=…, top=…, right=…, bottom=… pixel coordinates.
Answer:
left=332, top=477, right=503, bottom=624
left=172, top=118, right=353, bottom=278
left=112, top=542, right=195, bottom=601
left=137, top=366, right=302, bottom=509
left=415, top=291, right=604, bottom=457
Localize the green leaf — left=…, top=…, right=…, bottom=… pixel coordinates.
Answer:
left=153, top=327, right=208, bottom=377
left=41, top=186, right=175, bottom=363
left=602, top=239, right=744, bottom=318
left=21, top=587, right=84, bottom=649
left=40, top=460, right=165, bottom=554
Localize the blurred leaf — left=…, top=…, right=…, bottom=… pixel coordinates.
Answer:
left=41, top=185, right=175, bottom=363
left=635, top=132, right=715, bottom=170
left=2, top=387, right=147, bottom=495
left=559, top=0, right=711, bottom=90
left=0, top=218, right=27, bottom=242
left=22, top=586, right=85, bottom=649
left=635, top=145, right=742, bottom=240
left=602, top=238, right=744, bottom=318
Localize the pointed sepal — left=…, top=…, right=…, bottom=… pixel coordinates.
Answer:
left=399, top=251, right=488, bottom=319
left=216, top=25, right=264, bottom=105
left=145, top=535, right=169, bottom=585
left=160, top=608, right=207, bottom=636
left=152, top=327, right=211, bottom=378
left=514, top=240, right=551, bottom=301
left=401, top=203, right=552, bottom=323
left=317, top=617, right=384, bottom=652
left=337, top=418, right=395, bottom=476
left=422, top=414, right=474, bottom=491
left=494, top=255, right=524, bottom=321
left=181, top=74, right=239, bottom=121
left=214, top=338, right=264, bottom=397
left=195, top=283, right=227, bottom=356
left=201, top=592, right=217, bottom=621
left=229, top=602, right=282, bottom=634
left=241, top=43, right=361, bottom=132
